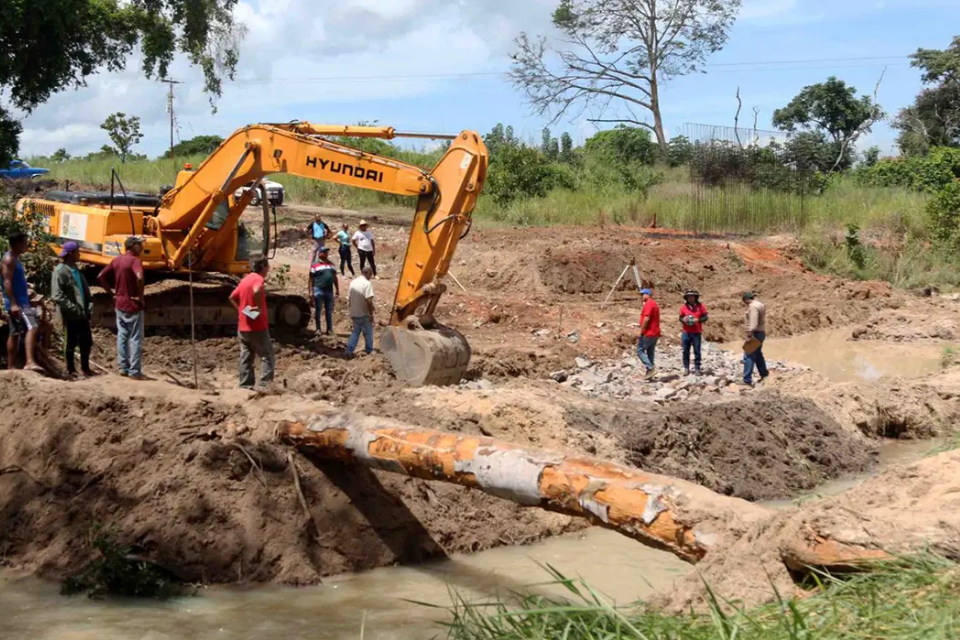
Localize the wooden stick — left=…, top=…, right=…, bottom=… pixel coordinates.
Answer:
left=600, top=265, right=631, bottom=309
left=447, top=271, right=468, bottom=293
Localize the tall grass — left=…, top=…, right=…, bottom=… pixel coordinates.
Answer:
left=472, top=177, right=929, bottom=236
left=438, top=555, right=960, bottom=639
left=38, top=155, right=929, bottom=237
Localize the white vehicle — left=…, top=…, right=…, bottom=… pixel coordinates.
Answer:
left=234, top=179, right=284, bottom=206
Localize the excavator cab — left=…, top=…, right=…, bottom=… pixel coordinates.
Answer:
left=19, top=123, right=488, bottom=386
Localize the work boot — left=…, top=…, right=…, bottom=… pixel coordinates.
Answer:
left=683, top=368, right=690, bottom=376
left=644, top=368, right=656, bottom=380
left=695, top=367, right=702, bottom=376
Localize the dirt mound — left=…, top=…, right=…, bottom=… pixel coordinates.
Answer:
left=0, top=374, right=578, bottom=585
left=611, top=394, right=877, bottom=500
left=661, top=448, right=960, bottom=611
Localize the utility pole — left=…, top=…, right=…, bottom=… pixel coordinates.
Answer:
left=162, top=78, right=182, bottom=165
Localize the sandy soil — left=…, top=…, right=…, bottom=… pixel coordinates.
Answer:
left=2, top=202, right=959, bottom=600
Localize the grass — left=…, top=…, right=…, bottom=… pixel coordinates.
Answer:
left=38, top=155, right=956, bottom=290
left=436, top=556, right=960, bottom=639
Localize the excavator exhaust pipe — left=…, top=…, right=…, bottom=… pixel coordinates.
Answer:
left=380, top=324, right=471, bottom=387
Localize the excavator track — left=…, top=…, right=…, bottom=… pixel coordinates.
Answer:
left=90, top=277, right=311, bottom=332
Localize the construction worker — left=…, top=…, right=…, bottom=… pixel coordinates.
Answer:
left=98, top=236, right=146, bottom=379
left=637, top=288, right=660, bottom=379
left=306, top=213, right=331, bottom=264
left=345, top=266, right=375, bottom=357
left=742, top=291, right=769, bottom=386
left=309, top=245, right=339, bottom=336
left=51, top=241, right=94, bottom=377
left=679, top=290, right=708, bottom=376
left=352, top=220, right=377, bottom=278
left=2, top=232, right=41, bottom=371
left=229, top=256, right=275, bottom=389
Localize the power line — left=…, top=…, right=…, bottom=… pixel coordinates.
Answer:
left=166, top=54, right=911, bottom=86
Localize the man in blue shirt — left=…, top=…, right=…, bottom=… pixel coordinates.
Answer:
left=2, top=232, right=40, bottom=371
left=306, top=213, right=330, bottom=264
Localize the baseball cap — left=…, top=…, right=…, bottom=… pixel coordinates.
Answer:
left=359, top=219, right=368, bottom=226
left=742, top=291, right=755, bottom=300
left=640, top=288, right=652, bottom=295
left=125, top=236, right=143, bottom=250
left=59, top=241, right=79, bottom=258
left=318, top=245, right=329, bottom=253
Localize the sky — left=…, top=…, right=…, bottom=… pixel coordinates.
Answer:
left=13, top=0, right=960, bottom=159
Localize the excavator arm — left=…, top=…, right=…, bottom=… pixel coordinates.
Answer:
left=155, top=122, right=488, bottom=384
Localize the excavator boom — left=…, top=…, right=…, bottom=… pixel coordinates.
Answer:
left=20, top=122, right=488, bottom=385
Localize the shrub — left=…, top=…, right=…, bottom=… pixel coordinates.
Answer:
left=583, top=126, right=658, bottom=166
left=485, top=144, right=558, bottom=205
left=928, top=180, right=960, bottom=241
left=858, top=147, right=960, bottom=193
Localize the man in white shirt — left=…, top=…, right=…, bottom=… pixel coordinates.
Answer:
left=351, top=220, right=377, bottom=278
left=345, top=266, right=375, bottom=357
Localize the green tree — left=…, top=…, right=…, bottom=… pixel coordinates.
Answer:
left=772, top=77, right=885, bottom=172
left=584, top=126, right=658, bottom=165
left=510, top=0, right=742, bottom=155
left=894, top=36, right=960, bottom=156
left=861, top=146, right=881, bottom=167
left=559, top=132, right=575, bottom=163
left=540, top=128, right=559, bottom=161
left=0, top=0, right=243, bottom=164
left=51, top=148, right=71, bottom=163
left=100, top=113, right=142, bottom=163
left=483, top=123, right=519, bottom=157
left=667, top=134, right=693, bottom=167
left=163, top=134, right=224, bottom=159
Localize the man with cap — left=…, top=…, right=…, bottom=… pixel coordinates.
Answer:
left=51, top=241, right=94, bottom=377
left=98, top=236, right=146, bottom=379
left=352, top=220, right=377, bottom=278
left=679, top=290, right=708, bottom=376
left=309, top=245, right=340, bottom=336
left=637, top=288, right=660, bottom=379
left=742, top=291, right=769, bottom=386
left=2, top=231, right=41, bottom=371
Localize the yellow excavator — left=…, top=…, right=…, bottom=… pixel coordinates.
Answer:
left=17, top=123, right=489, bottom=385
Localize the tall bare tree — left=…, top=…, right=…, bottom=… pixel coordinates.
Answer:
left=510, top=0, right=741, bottom=154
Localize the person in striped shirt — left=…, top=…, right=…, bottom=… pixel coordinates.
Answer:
left=309, top=246, right=340, bottom=336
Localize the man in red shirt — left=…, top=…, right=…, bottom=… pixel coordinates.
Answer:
left=98, top=236, right=145, bottom=378
left=638, top=288, right=660, bottom=379
left=679, top=289, right=708, bottom=376
left=229, top=256, right=275, bottom=389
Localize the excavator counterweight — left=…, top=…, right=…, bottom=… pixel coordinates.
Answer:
left=19, top=122, right=488, bottom=385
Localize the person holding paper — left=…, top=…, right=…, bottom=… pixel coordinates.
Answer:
left=229, top=257, right=275, bottom=389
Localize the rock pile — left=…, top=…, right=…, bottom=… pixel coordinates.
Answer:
left=559, top=342, right=806, bottom=403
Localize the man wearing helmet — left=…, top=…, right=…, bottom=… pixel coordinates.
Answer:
left=679, top=290, right=708, bottom=376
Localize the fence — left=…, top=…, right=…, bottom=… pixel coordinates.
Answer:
left=678, top=122, right=817, bottom=234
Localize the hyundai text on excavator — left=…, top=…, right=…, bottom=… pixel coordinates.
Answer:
left=17, top=123, right=489, bottom=386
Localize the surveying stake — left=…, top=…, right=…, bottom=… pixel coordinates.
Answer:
left=601, top=258, right=643, bottom=308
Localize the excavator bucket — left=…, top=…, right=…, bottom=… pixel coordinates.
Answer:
left=380, top=324, right=471, bottom=387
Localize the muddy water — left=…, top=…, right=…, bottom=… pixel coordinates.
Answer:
left=757, top=329, right=947, bottom=382
left=0, top=528, right=690, bottom=640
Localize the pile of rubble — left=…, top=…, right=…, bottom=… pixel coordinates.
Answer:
left=556, top=342, right=807, bottom=403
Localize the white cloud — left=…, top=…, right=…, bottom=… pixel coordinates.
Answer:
left=16, top=0, right=555, bottom=157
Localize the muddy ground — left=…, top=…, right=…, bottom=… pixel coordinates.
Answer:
left=2, top=202, right=960, bottom=603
